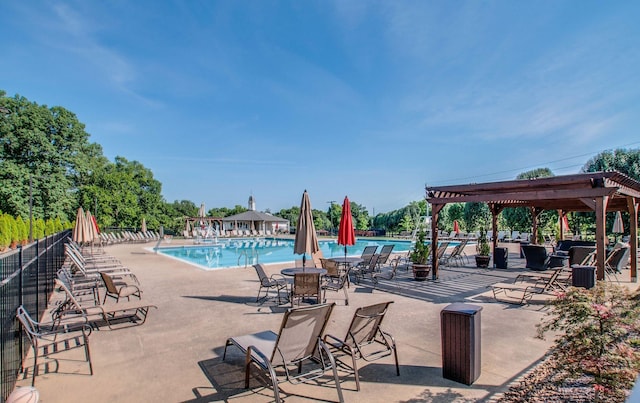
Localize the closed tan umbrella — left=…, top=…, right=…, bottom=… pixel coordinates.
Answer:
left=293, top=190, right=320, bottom=268
left=612, top=211, right=624, bottom=234
left=72, top=207, right=87, bottom=244
left=141, top=217, right=147, bottom=233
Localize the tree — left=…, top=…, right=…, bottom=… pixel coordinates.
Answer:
left=502, top=168, right=556, bottom=233
left=77, top=156, right=165, bottom=228
left=582, top=148, right=640, bottom=181
left=349, top=201, right=370, bottom=231
left=0, top=213, right=11, bottom=249
left=463, top=202, right=490, bottom=231
left=0, top=91, right=104, bottom=222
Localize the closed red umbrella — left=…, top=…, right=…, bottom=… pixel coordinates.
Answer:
left=453, top=220, right=460, bottom=234
left=337, top=196, right=356, bottom=259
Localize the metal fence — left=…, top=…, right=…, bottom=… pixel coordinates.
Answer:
left=0, top=230, right=70, bottom=401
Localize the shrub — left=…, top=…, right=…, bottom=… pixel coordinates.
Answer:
left=537, top=282, right=640, bottom=401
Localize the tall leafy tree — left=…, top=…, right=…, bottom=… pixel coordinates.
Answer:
left=582, top=148, right=640, bottom=181
left=503, top=168, right=555, bottom=232
left=0, top=91, right=104, bottom=221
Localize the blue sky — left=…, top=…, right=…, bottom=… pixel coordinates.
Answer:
left=2, top=1, right=639, bottom=214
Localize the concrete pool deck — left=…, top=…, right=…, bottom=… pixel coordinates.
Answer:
left=14, top=239, right=635, bottom=402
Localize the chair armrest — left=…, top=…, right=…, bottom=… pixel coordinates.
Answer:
left=269, top=274, right=288, bottom=284
left=323, top=333, right=346, bottom=349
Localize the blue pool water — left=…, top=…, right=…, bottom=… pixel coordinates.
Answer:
left=155, top=238, right=418, bottom=270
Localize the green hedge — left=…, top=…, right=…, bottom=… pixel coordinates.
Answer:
left=0, top=212, right=72, bottom=250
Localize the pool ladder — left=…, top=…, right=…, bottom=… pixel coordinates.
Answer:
left=238, top=249, right=259, bottom=267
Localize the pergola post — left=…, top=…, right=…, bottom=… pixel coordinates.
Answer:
left=628, top=196, right=638, bottom=282
left=595, top=196, right=609, bottom=280
left=431, top=203, right=443, bottom=280
left=489, top=204, right=502, bottom=254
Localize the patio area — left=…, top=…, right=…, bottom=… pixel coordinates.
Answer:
left=15, top=240, right=625, bottom=403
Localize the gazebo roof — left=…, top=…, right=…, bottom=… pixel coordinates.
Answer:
left=222, top=211, right=288, bottom=222
left=426, top=171, right=640, bottom=212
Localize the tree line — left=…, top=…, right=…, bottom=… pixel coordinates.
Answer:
left=1, top=90, right=639, bottom=242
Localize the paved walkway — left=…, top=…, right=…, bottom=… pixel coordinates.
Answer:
left=15, top=239, right=632, bottom=403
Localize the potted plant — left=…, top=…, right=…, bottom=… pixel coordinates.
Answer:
left=410, top=229, right=431, bottom=281
left=475, top=229, right=491, bottom=268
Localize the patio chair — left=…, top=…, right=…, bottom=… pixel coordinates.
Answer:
left=16, top=305, right=93, bottom=386
left=323, top=301, right=399, bottom=391
left=322, top=263, right=351, bottom=305
left=311, top=250, right=324, bottom=269
left=521, top=245, right=552, bottom=271
left=291, top=272, right=322, bottom=306
left=99, top=272, right=142, bottom=304
left=253, top=263, right=288, bottom=305
left=223, top=303, right=343, bottom=403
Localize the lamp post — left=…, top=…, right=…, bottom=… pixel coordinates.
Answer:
left=29, top=175, right=33, bottom=242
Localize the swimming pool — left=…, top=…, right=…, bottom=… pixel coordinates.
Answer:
left=155, top=238, right=417, bottom=270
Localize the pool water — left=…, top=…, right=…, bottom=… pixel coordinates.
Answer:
left=155, top=238, right=416, bottom=270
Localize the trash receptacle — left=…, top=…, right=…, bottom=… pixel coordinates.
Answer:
left=494, top=247, right=508, bottom=269
left=441, top=303, right=482, bottom=385
left=572, top=265, right=595, bottom=289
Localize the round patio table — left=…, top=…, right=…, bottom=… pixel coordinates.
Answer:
left=280, top=267, right=327, bottom=277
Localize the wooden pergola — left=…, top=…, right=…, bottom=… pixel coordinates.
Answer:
left=426, top=171, right=640, bottom=282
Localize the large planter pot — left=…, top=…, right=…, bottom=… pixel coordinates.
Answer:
left=412, top=264, right=431, bottom=281
left=475, top=255, right=491, bottom=268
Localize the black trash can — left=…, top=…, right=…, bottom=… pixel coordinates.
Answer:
left=494, top=247, right=508, bottom=269
left=441, top=303, right=482, bottom=385
left=572, top=265, right=596, bottom=289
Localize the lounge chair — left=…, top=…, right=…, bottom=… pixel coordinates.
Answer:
left=223, top=303, right=344, bottom=403
left=323, top=301, right=399, bottom=391
left=53, top=278, right=157, bottom=330
left=16, top=305, right=93, bottom=385
left=291, top=272, right=321, bottom=306
left=489, top=268, right=564, bottom=305
left=568, top=246, right=596, bottom=267
left=441, top=242, right=465, bottom=267
left=352, top=254, right=379, bottom=284
left=375, top=245, right=395, bottom=269
left=356, top=246, right=378, bottom=270
left=371, top=258, right=401, bottom=287
left=252, top=263, right=288, bottom=305
left=605, top=247, right=630, bottom=282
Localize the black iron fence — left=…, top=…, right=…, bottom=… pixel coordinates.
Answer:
left=0, top=230, right=70, bottom=401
